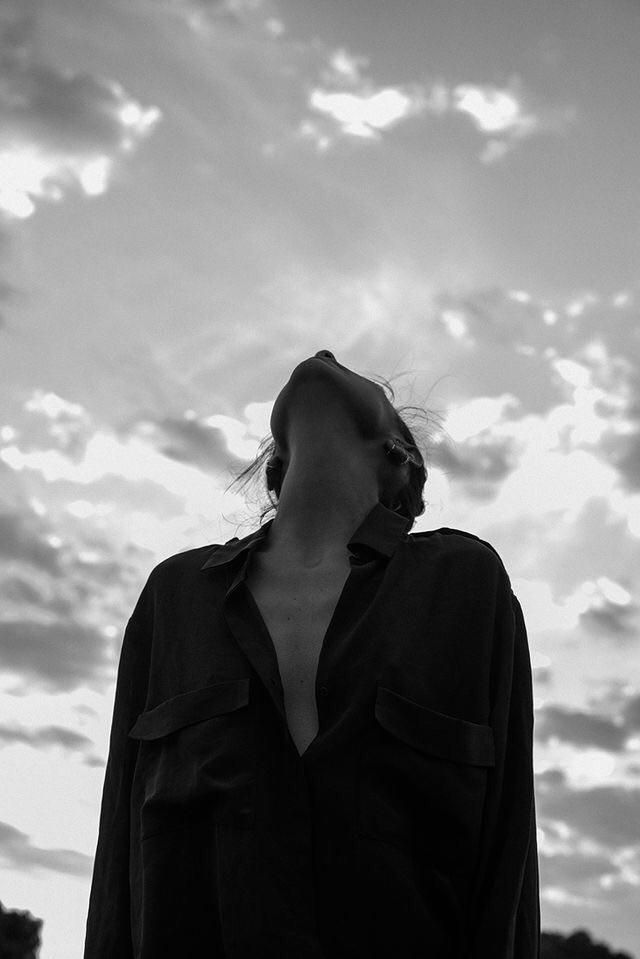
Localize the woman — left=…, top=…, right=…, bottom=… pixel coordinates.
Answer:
left=84, top=350, right=540, bottom=958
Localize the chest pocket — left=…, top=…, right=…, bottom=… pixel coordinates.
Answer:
left=358, top=685, right=495, bottom=862
left=129, top=677, right=255, bottom=840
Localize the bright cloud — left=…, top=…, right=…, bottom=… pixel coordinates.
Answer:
left=443, top=394, right=519, bottom=442
left=453, top=83, right=536, bottom=135
left=299, top=45, right=560, bottom=160
left=324, top=47, right=369, bottom=85
left=511, top=578, right=583, bottom=634
left=24, top=392, right=86, bottom=421
left=205, top=401, right=273, bottom=458
left=0, top=7, right=160, bottom=220
left=0, top=83, right=160, bottom=219
left=439, top=309, right=469, bottom=340
left=0, top=389, right=275, bottom=557
left=308, top=86, right=424, bottom=139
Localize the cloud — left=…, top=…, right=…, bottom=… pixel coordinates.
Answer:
left=0, top=618, right=111, bottom=694
left=2, top=387, right=246, bottom=499
left=0, top=390, right=270, bottom=693
left=0, top=722, right=93, bottom=754
left=306, top=85, right=426, bottom=142
left=299, top=50, right=434, bottom=149
left=297, top=46, right=568, bottom=160
left=580, top=600, right=637, bottom=637
left=605, top=428, right=640, bottom=493
left=0, top=509, right=63, bottom=576
left=442, top=395, right=520, bottom=442
left=451, top=80, right=540, bottom=163
left=535, top=705, right=629, bottom=752
left=0, top=499, right=150, bottom=696
left=431, top=434, right=517, bottom=499
left=539, top=847, right=616, bottom=886
left=621, top=694, right=640, bottom=731
left=154, top=0, right=280, bottom=38
left=533, top=768, right=640, bottom=919
left=423, top=393, right=522, bottom=499
left=0, top=820, right=92, bottom=877
left=430, top=285, right=640, bottom=525
left=453, top=83, right=534, bottom=135
left=121, top=412, right=249, bottom=475
left=0, top=1, right=161, bottom=220
left=537, top=771, right=640, bottom=848
left=570, top=577, right=637, bottom=638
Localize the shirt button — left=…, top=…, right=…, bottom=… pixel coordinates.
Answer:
left=319, top=685, right=329, bottom=698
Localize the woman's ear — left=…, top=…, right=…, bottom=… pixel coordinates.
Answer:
left=265, top=456, right=282, bottom=493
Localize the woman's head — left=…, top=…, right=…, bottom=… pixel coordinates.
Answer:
left=227, top=351, right=433, bottom=530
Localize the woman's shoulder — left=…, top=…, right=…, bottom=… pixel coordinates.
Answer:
left=145, top=538, right=236, bottom=580
left=147, top=524, right=263, bottom=581
left=408, top=526, right=511, bottom=578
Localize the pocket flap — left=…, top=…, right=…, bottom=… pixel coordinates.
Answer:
left=128, top=677, right=250, bottom=740
left=375, top=685, right=495, bottom=767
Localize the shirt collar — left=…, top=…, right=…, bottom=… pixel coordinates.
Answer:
left=199, top=501, right=411, bottom=570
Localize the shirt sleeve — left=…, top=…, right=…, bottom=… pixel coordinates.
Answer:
left=466, top=589, right=541, bottom=959
left=83, top=576, right=153, bottom=959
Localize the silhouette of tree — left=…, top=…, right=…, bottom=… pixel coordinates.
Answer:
left=542, top=927, right=635, bottom=959
left=0, top=901, right=42, bottom=959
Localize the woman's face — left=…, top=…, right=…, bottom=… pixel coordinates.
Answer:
left=270, top=349, right=398, bottom=452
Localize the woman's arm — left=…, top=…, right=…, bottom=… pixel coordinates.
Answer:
left=467, top=590, right=541, bottom=958
left=83, top=577, right=153, bottom=959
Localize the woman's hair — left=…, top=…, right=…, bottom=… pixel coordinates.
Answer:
left=225, top=375, right=439, bottom=532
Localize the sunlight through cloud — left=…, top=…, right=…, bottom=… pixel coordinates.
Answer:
left=0, top=69, right=161, bottom=220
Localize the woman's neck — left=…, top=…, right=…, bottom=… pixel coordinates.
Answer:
left=265, top=443, right=380, bottom=568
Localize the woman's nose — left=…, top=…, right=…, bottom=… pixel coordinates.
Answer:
left=315, top=350, right=336, bottom=360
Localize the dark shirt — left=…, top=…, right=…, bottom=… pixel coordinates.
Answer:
left=84, top=502, right=540, bottom=959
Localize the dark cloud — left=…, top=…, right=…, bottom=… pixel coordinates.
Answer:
left=536, top=767, right=567, bottom=789
left=0, top=512, right=63, bottom=576
left=138, top=414, right=246, bottom=475
left=0, top=499, right=155, bottom=695
left=585, top=679, right=640, bottom=715
left=0, top=0, right=159, bottom=219
left=3, top=62, right=137, bottom=152
left=533, top=768, right=640, bottom=921
left=535, top=704, right=629, bottom=752
left=84, top=754, right=106, bottom=769
left=621, top=694, right=640, bottom=731
left=0, top=504, right=142, bottom=595
left=1, top=573, right=45, bottom=606
left=0, top=820, right=92, bottom=877
left=0, top=542, right=144, bottom=621
left=431, top=434, right=517, bottom=499
left=539, top=848, right=614, bottom=887
left=533, top=665, right=552, bottom=684
left=536, top=771, right=640, bottom=848
left=0, top=723, right=94, bottom=754
left=579, top=600, right=637, bottom=638
left=601, top=426, right=640, bottom=493
left=0, top=618, right=110, bottom=694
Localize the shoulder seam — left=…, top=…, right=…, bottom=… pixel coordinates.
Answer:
left=410, top=527, right=508, bottom=568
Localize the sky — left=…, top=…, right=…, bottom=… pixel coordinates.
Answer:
left=0, top=0, right=639, bottom=954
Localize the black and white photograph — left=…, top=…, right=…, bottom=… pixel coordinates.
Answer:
left=0, top=1, right=639, bottom=956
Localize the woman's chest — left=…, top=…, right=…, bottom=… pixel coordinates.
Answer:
left=245, top=554, right=351, bottom=754
left=246, top=560, right=351, bottom=684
